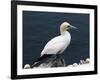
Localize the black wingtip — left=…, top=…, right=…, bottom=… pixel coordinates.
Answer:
left=31, top=54, right=53, bottom=68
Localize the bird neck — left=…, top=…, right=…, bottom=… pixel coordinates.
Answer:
left=60, top=30, right=69, bottom=35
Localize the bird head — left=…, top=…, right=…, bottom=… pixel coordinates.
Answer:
left=60, top=22, right=77, bottom=34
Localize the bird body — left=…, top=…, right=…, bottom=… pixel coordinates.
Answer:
left=41, top=22, right=74, bottom=56
left=41, top=31, right=71, bottom=56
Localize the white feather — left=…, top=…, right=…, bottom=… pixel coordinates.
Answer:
left=41, top=31, right=71, bottom=56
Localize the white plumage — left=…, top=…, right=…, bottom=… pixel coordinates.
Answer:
left=41, top=31, right=71, bottom=56
left=31, top=22, right=77, bottom=67
left=41, top=22, right=77, bottom=56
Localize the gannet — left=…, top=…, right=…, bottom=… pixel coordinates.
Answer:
left=32, top=22, right=77, bottom=67
left=41, top=22, right=77, bottom=55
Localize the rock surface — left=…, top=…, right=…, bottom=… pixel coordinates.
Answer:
left=31, top=54, right=66, bottom=68
left=24, top=56, right=90, bottom=69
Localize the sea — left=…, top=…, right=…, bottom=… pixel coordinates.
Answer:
left=23, top=11, right=89, bottom=67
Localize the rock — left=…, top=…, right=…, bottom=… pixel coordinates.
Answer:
left=31, top=54, right=66, bottom=68
left=85, top=58, right=90, bottom=63
left=24, top=64, right=31, bottom=69
left=67, top=64, right=73, bottom=67
left=79, top=60, right=85, bottom=64
left=73, top=63, right=78, bottom=67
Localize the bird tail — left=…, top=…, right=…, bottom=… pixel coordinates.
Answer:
left=31, top=54, right=52, bottom=68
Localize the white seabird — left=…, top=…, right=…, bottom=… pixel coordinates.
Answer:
left=41, top=22, right=77, bottom=56
left=32, top=22, right=77, bottom=67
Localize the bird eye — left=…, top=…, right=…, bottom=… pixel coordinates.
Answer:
left=67, top=25, right=70, bottom=28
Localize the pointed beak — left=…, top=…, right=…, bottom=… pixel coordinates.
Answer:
left=70, top=25, right=77, bottom=29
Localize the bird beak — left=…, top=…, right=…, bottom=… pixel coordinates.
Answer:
left=70, top=25, right=77, bottom=29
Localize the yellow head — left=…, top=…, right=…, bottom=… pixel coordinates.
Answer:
left=60, top=22, right=77, bottom=35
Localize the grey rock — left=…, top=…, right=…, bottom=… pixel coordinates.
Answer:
left=72, top=63, right=78, bottom=67
left=24, top=64, right=31, bottom=69
left=31, top=54, right=66, bottom=68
